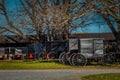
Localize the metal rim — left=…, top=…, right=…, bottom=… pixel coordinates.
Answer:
left=61, top=53, right=69, bottom=65
left=102, top=54, right=115, bottom=65
left=59, top=52, right=65, bottom=64
left=68, top=53, right=76, bottom=65
left=72, top=54, right=87, bottom=66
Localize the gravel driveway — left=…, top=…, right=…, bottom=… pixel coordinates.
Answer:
left=0, top=69, right=120, bottom=80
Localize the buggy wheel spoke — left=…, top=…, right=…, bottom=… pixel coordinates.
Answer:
left=72, top=54, right=87, bottom=66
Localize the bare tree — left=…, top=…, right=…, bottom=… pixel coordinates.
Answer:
left=0, top=0, right=94, bottom=42
left=0, top=0, right=28, bottom=42
left=89, top=0, right=120, bottom=41
left=19, top=0, right=92, bottom=41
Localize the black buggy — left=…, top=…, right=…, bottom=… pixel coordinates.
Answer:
left=59, top=38, right=115, bottom=66
left=26, top=38, right=115, bottom=66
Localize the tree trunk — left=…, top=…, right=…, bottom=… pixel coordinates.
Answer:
left=101, top=14, right=119, bottom=41
left=117, top=20, right=120, bottom=41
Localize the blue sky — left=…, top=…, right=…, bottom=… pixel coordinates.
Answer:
left=0, top=0, right=118, bottom=34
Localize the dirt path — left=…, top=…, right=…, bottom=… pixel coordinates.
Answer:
left=0, top=69, right=120, bottom=80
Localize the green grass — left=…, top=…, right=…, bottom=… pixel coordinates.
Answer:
left=0, top=60, right=120, bottom=70
left=82, top=73, right=120, bottom=80
left=0, top=60, right=73, bottom=69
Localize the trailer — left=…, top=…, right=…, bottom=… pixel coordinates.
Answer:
left=59, top=38, right=115, bottom=66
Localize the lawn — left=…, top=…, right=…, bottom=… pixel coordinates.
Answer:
left=82, top=73, right=120, bottom=80
left=0, top=60, right=120, bottom=69
left=0, top=60, right=73, bottom=69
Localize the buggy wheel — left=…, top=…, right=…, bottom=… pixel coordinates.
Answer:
left=72, top=54, right=87, bottom=66
left=102, top=54, right=115, bottom=65
left=61, top=53, right=69, bottom=65
left=59, top=52, right=65, bottom=64
left=69, top=54, right=76, bottom=65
